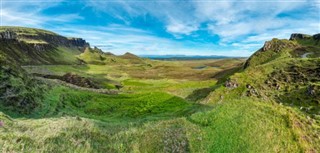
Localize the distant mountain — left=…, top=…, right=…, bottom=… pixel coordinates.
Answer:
left=78, top=48, right=146, bottom=65
left=140, top=54, right=241, bottom=60
left=120, top=52, right=141, bottom=59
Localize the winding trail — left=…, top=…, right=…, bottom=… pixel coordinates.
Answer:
left=301, top=52, right=313, bottom=58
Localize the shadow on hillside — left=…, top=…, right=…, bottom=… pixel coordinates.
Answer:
left=186, top=65, right=244, bottom=102
left=186, top=86, right=220, bottom=102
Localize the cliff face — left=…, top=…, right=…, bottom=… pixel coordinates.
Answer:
left=0, top=30, right=89, bottom=49
left=289, top=33, right=320, bottom=43
left=289, top=33, right=311, bottom=40
left=0, top=31, right=17, bottom=39
left=0, top=27, right=90, bottom=65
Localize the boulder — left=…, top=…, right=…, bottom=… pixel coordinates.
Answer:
left=225, top=79, right=238, bottom=89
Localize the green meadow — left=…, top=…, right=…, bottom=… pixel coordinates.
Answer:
left=1, top=57, right=318, bottom=152
left=0, top=27, right=319, bottom=152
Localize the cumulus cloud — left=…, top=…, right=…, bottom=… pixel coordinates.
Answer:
left=0, top=0, right=318, bottom=56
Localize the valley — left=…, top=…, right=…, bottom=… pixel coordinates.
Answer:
left=0, top=27, right=319, bottom=152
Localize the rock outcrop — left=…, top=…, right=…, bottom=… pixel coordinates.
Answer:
left=262, top=38, right=298, bottom=52
left=34, top=73, right=99, bottom=89
left=0, top=31, right=17, bottom=40
left=313, top=33, right=320, bottom=41
left=68, top=38, right=88, bottom=47
left=289, top=33, right=311, bottom=40
left=225, top=79, right=238, bottom=89
left=244, top=38, right=298, bottom=68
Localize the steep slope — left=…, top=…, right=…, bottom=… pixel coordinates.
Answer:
left=1, top=27, right=319, bottom=152
left=208, top=33, right=320, bottom=112
left=202, top=33, right=320, bottom=152
left=240, top=33, right=320, bottom=110
left=244, top=33, right=320, bottom=68
left=0, top=26, right=89, bottom=65
left=78, top=47, right=109, bottom=65
left=0, top=52, right=46, bottom=114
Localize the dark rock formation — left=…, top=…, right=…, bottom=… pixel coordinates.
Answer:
left=61, top=73, right=98, bottom=89
left=35, top=73, right=99, bottom=89
left=68, top=38, right=89, bottom=47
left=313, top=33, right=320, bottom=41
left=0, top=31, right=17, bottom=40
left=289, top=33, right=311, bottom=40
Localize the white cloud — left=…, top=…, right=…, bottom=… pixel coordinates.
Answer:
left=1, top=0, right=318, bottom=56
left=1, top=1, right=83, bottom=27
left=84, top=0, right=318, bottom=42
left=166, top=21, right=198, bottom=36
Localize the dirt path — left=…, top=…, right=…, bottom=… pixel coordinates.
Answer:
left=301, top=52, right=313, bottom=58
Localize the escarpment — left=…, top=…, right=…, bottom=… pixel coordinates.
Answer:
left=0, top=27, right=90, bottom=65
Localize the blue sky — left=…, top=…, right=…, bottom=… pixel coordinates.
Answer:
left=1, top=0, right=319, bottom=56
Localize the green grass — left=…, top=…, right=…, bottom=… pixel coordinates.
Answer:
left=6, top=54, right=319, bottom=152
left=0, top=26, right=57, bottom=35
left=19, top=38, right=48, bottom=44
left=1, top=97, right=318, bottom=152
left=1, top=29, right=319, bottom=152
left=24, top=86, right=202, bottom=122
left=189, top=98, right=319, bottom=152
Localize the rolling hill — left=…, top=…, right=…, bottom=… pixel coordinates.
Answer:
left=0, top=27, right=319, bottom=152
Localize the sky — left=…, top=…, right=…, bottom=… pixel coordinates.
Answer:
left=1, top=0, right=319, bottom=56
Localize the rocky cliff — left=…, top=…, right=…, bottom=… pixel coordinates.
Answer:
left=0, top=28, right=89, bottom=48
left=0, top=31, right=17, bottom=39
left=0, top=27, right=90, bottom=65
left=289, top=33, right=312, bottom=40
left=244, top=33, right=320, bottom=68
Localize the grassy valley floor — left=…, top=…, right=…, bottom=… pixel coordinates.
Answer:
left=1, top=58, right=319, bottom=152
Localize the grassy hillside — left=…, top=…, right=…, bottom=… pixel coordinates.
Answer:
left=78, top=47, right=147, bottom=65
left=0, top=52, right=46, bottom=114
left=0, top=26, right=88, bottom=65
left=0, top=28, right=319, bottom=152
left=202, top=34, right=320, bottom=151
